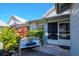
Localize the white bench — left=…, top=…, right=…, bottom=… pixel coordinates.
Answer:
left=19, top=37, right=41, bottom=55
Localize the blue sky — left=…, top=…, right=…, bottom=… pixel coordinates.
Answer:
left=0, top=3, right=54, bottom=23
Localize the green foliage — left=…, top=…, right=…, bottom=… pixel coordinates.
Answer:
left=36, top=30, right=45, bottom=45
left=27, top=29, right=44, bottom=45
left=27, top=30, right=38, bottom=37
left=0, top=27, right=20, bottom=51
left=39, top=19, right=47, bottom=23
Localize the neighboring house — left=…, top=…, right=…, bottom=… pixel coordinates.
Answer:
left=8, top=15, right=29, bottom=29
left=0, top=19, right=9, bottom=27
left=27, top=19, right=44, bottom=30
left=8, top=15, right=29, bottom=38
left=28, top=20, right=38, bottom=30
left=8, top=15, right=28, bottom=26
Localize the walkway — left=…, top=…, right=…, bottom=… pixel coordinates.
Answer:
left=33, top=44, right=70, bottom=56
left=12, top=44, right=70, bottom=56
left=12, top=48, right=53, bottom=56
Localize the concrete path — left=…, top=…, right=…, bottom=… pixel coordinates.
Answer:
left=12, top=48, right=53, bottom=56
left=20, top=49, right=53, bottom=56
left=32, top=44, right=70, bottom=56
left=12, top=44, right=70, bottom=56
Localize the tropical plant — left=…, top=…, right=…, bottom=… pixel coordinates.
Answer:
left=17, top=26, right=28, bottom=38
left=0, top=27, right=20, bottom=55
left=27, top=30, right=38, bottom=37
left=36, top=29, right=44, bottom=45
left=27, top=29, right=44, bottom=45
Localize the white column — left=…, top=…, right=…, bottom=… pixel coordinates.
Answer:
left=44, top=23, right=48, bottom=43
left=58, top=22, right=59, bottom=40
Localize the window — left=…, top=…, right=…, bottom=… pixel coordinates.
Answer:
left=48, top=22, right=58, bottom=40
left=59, top=22, right=70, bottom=40
left=48, top=21, right=70, bottom=40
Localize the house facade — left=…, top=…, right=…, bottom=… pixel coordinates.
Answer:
left=25, top=4, right=70, bottom=46
left=42, top=5, right=70, bottom=46
left=53, top=3, right=79, bottom=56
left=25, top=5, right=70, bottom=46
left=43, top=3, right=79, bottom=56
left=27, top=3, right=79, bottom=56
left=70, top=3, right=79, bottom=56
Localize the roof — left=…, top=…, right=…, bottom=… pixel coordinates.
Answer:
left=27, top=13, right=70, bottom=23
left=13, top=15, right=28, bottom=23
left=8, top=15, right=28, bottom=25
left=42, top=4, right=70, bottom=18
left=44, top=13, right=70, bottom=19
left=42, top=7, right=56, bottom=18
left=0, top=19, right=9, bottom=26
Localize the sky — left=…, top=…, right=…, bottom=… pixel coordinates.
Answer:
left=0, top=3, right=54, bottom=23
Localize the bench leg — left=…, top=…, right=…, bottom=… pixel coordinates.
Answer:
left=19, top=47, right=21, bottom=56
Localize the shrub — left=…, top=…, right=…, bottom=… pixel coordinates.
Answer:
left=27, top=29, right=44, bottom=45
left=0, top=27, right=20, bottom=55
